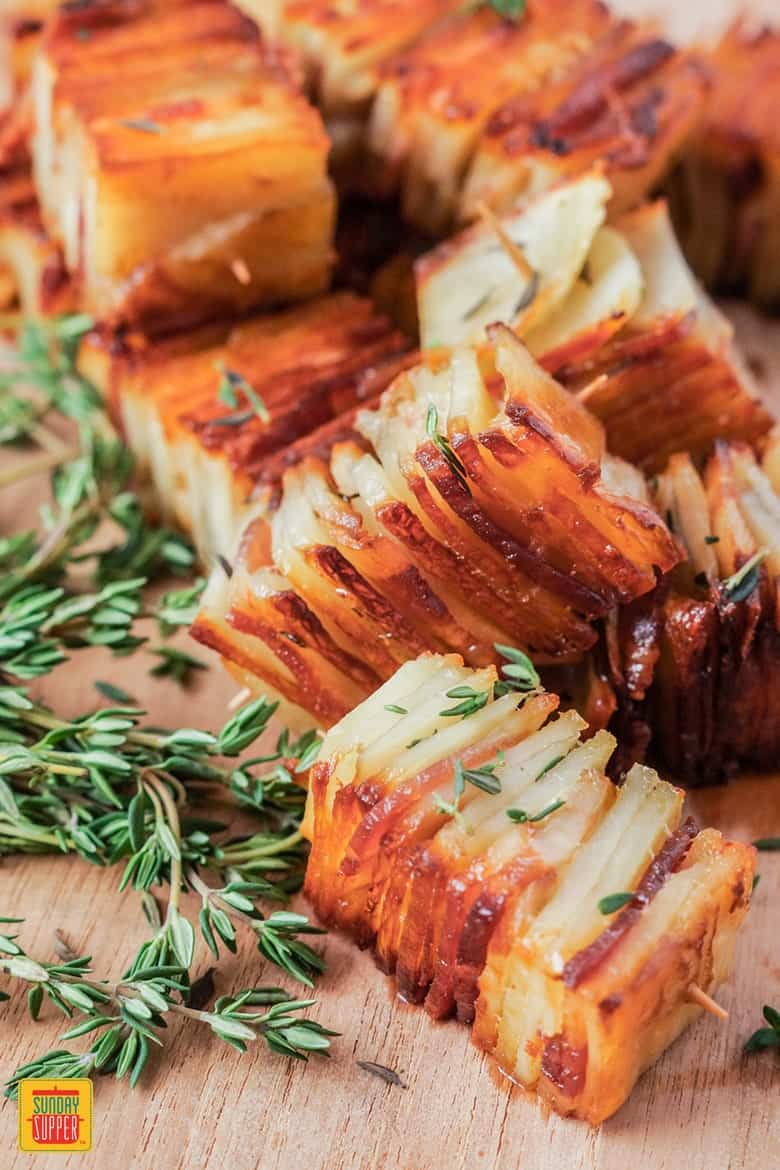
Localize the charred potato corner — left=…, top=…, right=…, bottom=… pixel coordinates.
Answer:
left=0, top=0, right=776, bottom=1144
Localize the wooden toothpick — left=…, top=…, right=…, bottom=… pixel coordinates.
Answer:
left=688, top=983, right=729, bottom=1021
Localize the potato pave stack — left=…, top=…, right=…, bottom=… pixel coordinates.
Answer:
left=192, top=326, right=680, bottom=725
left=667, top=22, right=780, bottom=310
left=30, top=0, right=335, bottom=329
left=605, top=436, right=780, bottom=784
left=416, top=172, right=772, bottom=472
left=78, top=292, right=413, bottom=562
left=302, top=652, right=755, bottom=1123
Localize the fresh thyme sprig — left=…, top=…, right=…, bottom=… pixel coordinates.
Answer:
left=0, top=315, right=101, bottom=436
left=425, top=404, right=471, bottom=495
left=493, top=643, right=540, bottom=698
left=0, top=433, right=202, bottom=681
left=744, top=1005, right=780, bottom=1055
left=0, top=687, right=316, bottom=889
left=0, top=919, right=336, bottom=1097
left=189, top=870, right=325, bottom=988
left=214, top=362, right=270, bottom=427
left=0, top=314, right=336, bottom=1095
left=438, top=684, right=490, bottom=718
left=0, top=312, right=201, bottom=683
left=433, top=752, right=505, bottom=827
left=506, top=797, right=566, bottom=824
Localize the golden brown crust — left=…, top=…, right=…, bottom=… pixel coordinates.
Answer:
left=0, top=168, right=74, bottom=314
left=81, top=293, right=413, bottom=562
left=194, top=331, right=680, bottom=727
left=300, top=655, right=755, bottom=1123
left=367, top=0, right=613, bottom=230
left=32, top=0, right=334, bottom=328
left=463, top=21, right=708, bottom=220
left=587, top=440, right=780, bottom=784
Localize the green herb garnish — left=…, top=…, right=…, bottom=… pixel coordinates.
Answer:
left=597, top=891, right=635, bottom=915
left=215, top=363, right=270, bottom=424
left=493, top=643, right=540, bottom=697
left=722, top=549, right=768, bottom=602
left=744, top=1005, right=780, bottom=1055
left=95, top=681, right=136, bottom=705
left=433, top=751, right=504, bottom=827
left=438, top=684, right=490, bottom=718
left=425, top=404, right=470, bottom=495
left=486, top=0, right=527, bottom=21
left=148, top=646, right=208, bottom=687
left=506, top=797, right=566, bottom=824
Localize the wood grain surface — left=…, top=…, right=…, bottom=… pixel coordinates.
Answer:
left=2, top=0, right=780, bottom=1164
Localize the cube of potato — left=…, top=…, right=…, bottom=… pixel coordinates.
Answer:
left=415, top=177, right=772, bottom=471
left=571, top=201, right=773, bottom=471
left=234, top=0, right=457, bottom=182
left=666, top=23, right=780, bottom=310
left=79, top=291, right=412, bottom=562
left=299, top=653, right=755, bottom=1122
left=367, top=0, right=612, bottom=232
left=31, top=0, right=335, bottom=329
left=192, top=327, right=682, bottom=727
left=648, top=442, right=780, bottom=782
left=461, top=21, right=707, bottom=222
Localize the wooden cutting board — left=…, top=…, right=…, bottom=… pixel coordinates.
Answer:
left=2, top=0, right=779, bottom=1162
left=1, top=311, right=777, bottom=1170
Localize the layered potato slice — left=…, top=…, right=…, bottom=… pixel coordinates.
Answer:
left=30, top=0, right=335, bottom=329
left=417, top=171, right=641, bottom=358
left=666, top=23, right=780, bottom=310
left=594, top=439, right=780, bottom=784
left=79, top=292, right=412, bottom=563
left=570, top=201, right=773, bottom=471
left=649, top=440, right=780, bottom=782
left=366, top=0, right=614, bottom=232
left=0, top=169, right=73, bottom=315
left=301, top=653, right=755, bottom=1123
left=0, top=1, right=60, bottom=172
left=417, top=176, right=772, bottom=471
left=190, top=529, right=363, bottom=730
left=461, top=19, right=707, bottom=223
left=192, top=328, right=680, bottom=726
left=233, top=0, right=458, bottom=181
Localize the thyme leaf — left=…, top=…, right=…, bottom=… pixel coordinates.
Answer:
left=722, top=549, right=768, bottom=602
left=597, top=891, right=635, bottom=915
